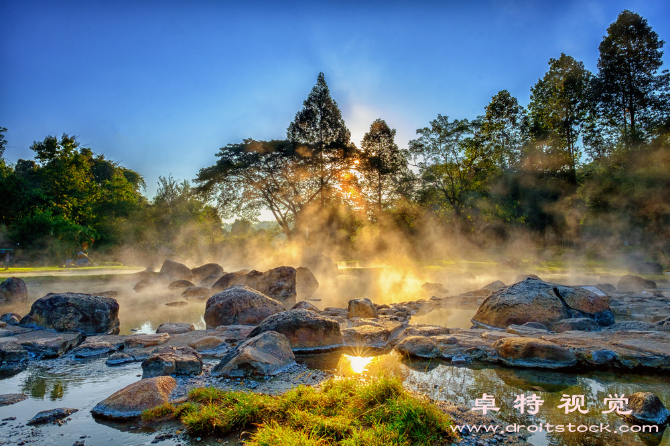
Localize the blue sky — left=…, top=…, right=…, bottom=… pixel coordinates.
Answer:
left=1, top=0, right=668, bottom=201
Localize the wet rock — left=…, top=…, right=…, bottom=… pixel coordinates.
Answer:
left=168, top=279, right=195, bottom=290
left=296, top=267, right=319, bottom=299
left=204, top=285, right=285, bottom=328
left=493, top=337, right=577, bottom=369
left=165, top=301, right=188, bottom=307
left=620, top=392, right=670, bottom=425
left=618, top=275, right=657, bottom=292
left=213, top=325, right=256, bottom=341
left=191, top=263, right=224, bottom=281
left=125, top=333, right=170, bottom=348
left=506, top=324, right=550, bottom=336
left=0, top=341, right=29, bottom=363
left=73, top=341, right=116, bottom=358
left=27, top=408, right=78, bottom=425
left=188, top=336, right=225, bottom=352
left=395, top=336, right=440, bottom=358
left=552, top=318, right=600, bottom=332
left=421, top=282, right=448, bottom=294
left=342, top=325, right=394, bottom=349
left=472, top=279, right=614, bottom=330
left=211, top=266, right=297, bottom=302
left=91, top=376, right=177, bottom=420
left=347, top=298, right=378, bottom=319
left=212, top=331, right=295, bottom=377
left=247, top=309, right=343, bottom=351
left=629, top=262, right=664, bottom=276
left=0, top=277, right=28, bottom=302
left=106, top=352, right=136, bottom=366
left=156, top=323, right=195, bottom=335
left=515, top=274, right=540, bottom=282
left=19, top=293, right=120, bottom=335
left=291, top=301, right=319, bottom=312
left=181, top=286, right=211, bottom=300
left=141, top=346, right=203, bottom=378
left=158, top=259, right=194, bottom=282
left=0, top=313, right=21, bottom=325
left=396, top=325, right=450, bottom=343
left=0, top=393, right=27, bottom=406
left=21, top=334, right=82, bottom=358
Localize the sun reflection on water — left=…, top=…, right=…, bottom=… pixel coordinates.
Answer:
left=344, top=355, right=374, bottom=374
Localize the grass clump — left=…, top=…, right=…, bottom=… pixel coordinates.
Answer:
left=144, top=376, right=456, bottom=445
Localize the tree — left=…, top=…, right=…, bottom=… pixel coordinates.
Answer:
left=480, top=91, right=526, bottom=170
left=0, top=127, right=7, bottom=158
left=287, top=73, right=358, bottom=207
left=359, top=119, right=408, bottom=218
left=528, top=54, right=592, bottom=183
left=594, top=10, right=670, bottom=142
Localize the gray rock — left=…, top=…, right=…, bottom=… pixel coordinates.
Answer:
left=106, top=352, right=136, bottom=366
left=421, top=282, right=448, bottom=294
left=141, top=346, right=203, bottom=379
left=27, top=408, right=78, bottom=425
left=629, top=262, right=664, bottom=276
left=211, top=266, right=297, bottom=302
left=181, top=286, right=211, bottom=300
left=0, top=313, right=21, bottom=325
left=156, top=323, right=195, bottom=335
left=493, top=337, right=577, bottom=369
left=620, top=392, right=670, bottom=425
left=291, top=301, right=319, bottom=312
left=347, top=298, right=378, bottom=319
left=212, top=331, right=295, bottom=377
left=618, top=275, right=657, bottom=292
left=481, top=280, right=506, bottom=293
left=0, top=393, right=27, bottom=406
left=168, top=279, right=195, bottom=290
left=0, top=277, right=28, bottom=302
left=596, top=284, right=617, bottom=295
left=191, top=263, right=224, bottom=281
left=296, top=267, right=319, bottom=299
left=21, top=333, right=82, bottom=358
left=204, top=285, right=285, bottom=328
left=247, top=309, right=343, bottom=351
left=395, top=336, right=440, bottom=358
left=158, top=259, right=194, bottom=282
left=73, top=341, right=116, bottom=358
left=92, top=376, right=176, bottom=420
left=552, top=318, right=600, bottom=332
left=0, top=341, right=29, bottom=363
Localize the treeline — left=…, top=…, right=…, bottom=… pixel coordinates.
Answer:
left=1, top=10, right=669, bottom=264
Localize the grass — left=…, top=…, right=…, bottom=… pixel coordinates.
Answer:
left=0, top=265, right=140, bottom=273
left=142, top=376, right=456, bottom=445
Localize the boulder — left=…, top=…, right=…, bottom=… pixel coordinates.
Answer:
left=124, top=333, right=170, bottom=348
left=552, top=318, right=600, bottom=332
left=301, top=254, right=339, bottom=282
left=291, top=301, right=319, bottom=312
left=629, top=262, right=664, bottom=276
left=421, top=282, right=448, bottom=294
left=296, top=267, right=319, bottom=299
left=515, top=274, right=540, bottom=282
left=620, top=392, right=670, bottom=425
left=0, top=277, right=28, bottom=302
left=204, top=285, right=285, bottom=328
left=0, top=393, right=27, bottom=406
left=91, top=376, right=177, bottom=419
left=493, top=337, right=577, bottom=369
left=191, top=263, right=224, bottom=281
left=19, top=293, right=120, bottom=335
left=141, top=346, right=203, bottom=379
left=211, top=267, right=297, bottom=302
left=181, top=286, right=211, bottom=300
left=0, top=313, right=21, bottom=325
left=395, top=336, right=440, bottom=358
left=188, top=336, right=225, bottom=352
left=156, top=323, right=194, bottom=335
left=158, top=259, right=193, bottom=282
left=21, top=334, right=82, bottom=358
left=212, top=331, right=295, bottom=377
left=471, top=279, right=614, bottom=330
left=27, top=408, right=78, bottom=425
left=347, top=298, right=378, bottom=319
left=133, top=278, right=156, bottom=293
left=342, top=325, right=394, bottom=349
left=595, top=284, right=617, bottom=295
left=618, top=275, right=657, bottom=292
left=480, top=280, right=506, bottom=294
left=213, top=325, right=256, bottom=341
left=73, top=341, right=116, bottom=358
left=168, top=279, right=195, bottom=290
left=247, top=309, right=343, bottom=351
left=0, top=341, right=29, bottom=364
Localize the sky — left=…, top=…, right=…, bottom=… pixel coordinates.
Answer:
left=1, top=0, right=669, bottom=204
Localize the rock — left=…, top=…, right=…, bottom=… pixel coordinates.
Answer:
left=181, top=286, right=211, bottom=300
left=0, top=341, right=30, bottom=363
left=421, top=282, right=448, bottom=294
left=522, top=322, right=549, bottom=330
left=604, top=321, right=668, bottom=332
left=506, top=324, right=549, bottom=336
left=493, top=337, right=577, bottom=369
left=211, top=267, right=297, bottom=302
left=296, top=267, right=319, bottom=299
left=0, top=393, right=27, bottom=406
left=168, top=279, right=195, bottom=290
left=0, top=277, right=28, bottom=302
left=214, top=325, right=256, bottom=341
left=618, top=275, right=657, bottom=292
left=347, top=298, right=378, bottom=318
left=472, top=279, right=614, bottom=330
left=596, top=284, right=617, bottom=295
left=106, top=352, right=136, bottom=366
left=204, top=285, right=285, bottom=328
left=97, top=290, right=118, bottom=298
left=396, top=325, right=450, bottom=341
left=156, top=323, right=195, bottom=335
left=247, top=309, right=343, bottom=351
left=125, top=333, right=170, bottom=348
left=158, top=259, right=194, bottom=282
left=515, top=274, right=540, bottom=282
left=188, top=336, right=225, bottom=352
left=19, top=293, right=120, bottom=335
left=480, top=280, right=506, bottom=294
left=291, top=301, right=319, bottom=312
left=165, top=301, right=188, bottom=307
left=21, top=334, right=82, bottom=358
left=0, top=313, right=21, bottom=325
left=73, top=341, right=116, bottom=358
left=212, top=331, right=295, bottom=377
left=552, top=318, right=600, bottom=332
left=301, top=254, right=339, bottom=282
left=141, top=346, right=203, bottom=378
left=620, top=392, right=670, bottom=425
left=629, top=262, right=664, bottom=276
left=395, top=336, right=440, bottom=358
left=133, top=278, right=156, bottom=293
left=191, top=263, right=224, bottom=281
left=91, top=376, right=177, bottom=420
left=342, top=325, right=395, bottom=349
left=27, top=408, right=78, bottom=425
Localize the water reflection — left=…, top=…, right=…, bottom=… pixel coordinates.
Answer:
left=343, top=355, right=374, bottom=374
